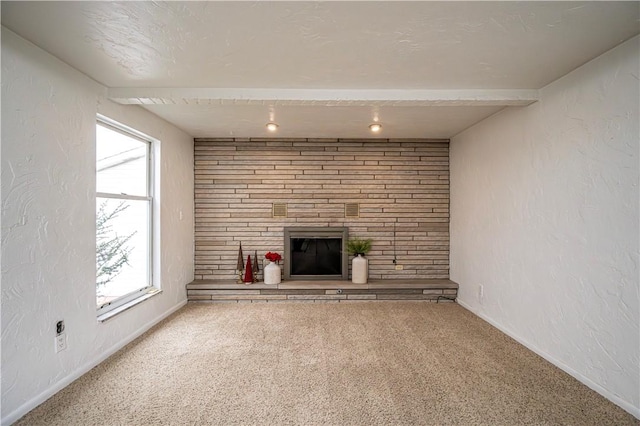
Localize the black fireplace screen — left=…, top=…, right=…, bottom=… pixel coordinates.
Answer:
left=290, top=238, right=342, bottom=276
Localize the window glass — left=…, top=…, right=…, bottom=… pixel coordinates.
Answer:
left=96, top=124, right=148, bottom=196
left=96, top=118, right=153, bottom=313
left=96, top=197, right=150, bottom=307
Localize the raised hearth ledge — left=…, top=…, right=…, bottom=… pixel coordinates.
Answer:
left=186, top=279, right=458, bottom=303
left=187, top=278, right=457, bottom=290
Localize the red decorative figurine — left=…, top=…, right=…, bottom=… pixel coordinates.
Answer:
left=243, top=255, right=254, bottom=283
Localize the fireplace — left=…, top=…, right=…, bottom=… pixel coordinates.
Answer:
left=284, top=227, right=349, bottom=280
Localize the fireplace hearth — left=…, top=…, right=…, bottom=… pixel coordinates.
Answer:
left=284, top=227, right=349, bottom=280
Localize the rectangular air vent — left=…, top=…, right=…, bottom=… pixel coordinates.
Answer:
left=345, top=203, right=360, bottom=218
left=272, top=203, right=288, bottom=218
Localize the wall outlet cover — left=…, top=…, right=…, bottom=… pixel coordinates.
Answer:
left=55, top=333, right=67, bottom=353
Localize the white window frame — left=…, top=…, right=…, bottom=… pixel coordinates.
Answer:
left=96, top=115, right=158, bottom=319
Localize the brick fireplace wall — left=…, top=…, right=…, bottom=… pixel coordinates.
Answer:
left=194, top=138, right=450, bottom=280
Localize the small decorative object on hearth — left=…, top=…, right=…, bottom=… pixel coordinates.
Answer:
left=252, top=250, right=260, bottom=283
left=243, top=255, right=254, bottom=284
left=347, top=238, right=372, bottom=284
left=236, top=242, right=244, bottom=283
left=264, top=252, right=282, bottom=285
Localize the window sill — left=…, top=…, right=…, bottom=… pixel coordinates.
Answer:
left=97, top=288, right=162, bottom=322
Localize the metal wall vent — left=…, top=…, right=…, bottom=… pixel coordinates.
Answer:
left=272, top=203, right=288, bottom=218
left=345, top=203, right=360, bottom=218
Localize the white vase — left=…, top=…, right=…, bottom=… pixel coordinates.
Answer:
left=351, top=254, right=368, bottom=284
left=264, top=261, right=281, bottom=285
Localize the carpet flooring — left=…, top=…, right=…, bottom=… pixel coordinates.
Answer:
left=16, top=302, right=637, bottom=425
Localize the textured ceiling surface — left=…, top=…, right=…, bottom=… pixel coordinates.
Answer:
left=2, top=1, right=639, bottom=138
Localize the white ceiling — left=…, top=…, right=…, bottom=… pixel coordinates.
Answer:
left=2, top=1, right=639, bottom=139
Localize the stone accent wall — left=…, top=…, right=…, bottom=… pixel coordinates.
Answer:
left=194, top=138, right=449, bottom=280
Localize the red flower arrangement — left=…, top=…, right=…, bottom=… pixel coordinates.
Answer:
left=265, top=252, right=282, bottom=263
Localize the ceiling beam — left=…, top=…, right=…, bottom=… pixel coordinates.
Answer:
left=107, top=88, right=539, bottom=107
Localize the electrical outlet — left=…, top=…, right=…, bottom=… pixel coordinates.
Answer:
left=395, top=264, right=403, bottom=270
left=478, top=284, right=484, bottom=304
left=55, top=333, right=67, bottom=353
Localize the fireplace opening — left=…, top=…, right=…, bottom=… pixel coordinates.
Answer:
left=291, top=238, right=342, bottom=276
left=284, top=227, right=348, bottom=280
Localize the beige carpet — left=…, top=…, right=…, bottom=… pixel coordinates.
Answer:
left=16, top=302, right=637, bottom=425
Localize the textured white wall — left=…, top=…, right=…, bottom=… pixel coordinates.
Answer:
left=450, top=36, right=639, bottom=417
left=1, top=28, right=194, bottom=424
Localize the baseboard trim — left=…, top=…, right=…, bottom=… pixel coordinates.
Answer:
left=2, top=299, right=188, bottom=426
left=457, top=299, right=640, bottom=420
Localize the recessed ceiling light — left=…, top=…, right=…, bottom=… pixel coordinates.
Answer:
left=369, top=123, right=382, bottom=132
left=266, top=122, right=279, bottom=132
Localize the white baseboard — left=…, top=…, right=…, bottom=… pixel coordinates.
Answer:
left=457, top=299, right=640, bottom=420
left=2, top=299, right=188, bottom=426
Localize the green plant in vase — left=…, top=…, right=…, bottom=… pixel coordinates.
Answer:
left=347, top=237, right=372, bottom=257
left=347, top=237, right=372, bottom=284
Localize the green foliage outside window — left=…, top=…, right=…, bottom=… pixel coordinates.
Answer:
left=96, top=201, right=136, bottom=289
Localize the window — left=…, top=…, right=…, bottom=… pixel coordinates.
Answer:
left=96, top=116, right=156, bottom=316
